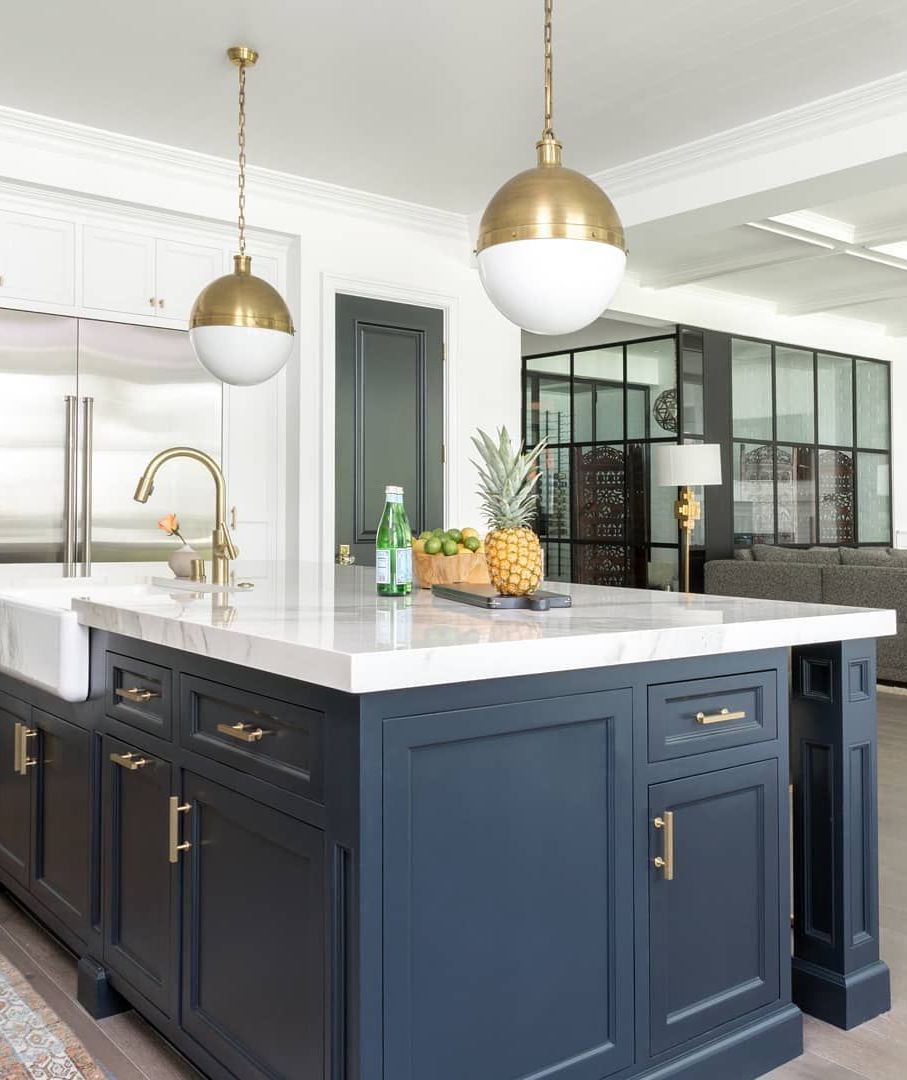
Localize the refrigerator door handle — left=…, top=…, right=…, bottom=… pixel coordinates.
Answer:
left=80, top=396, right=94, bottom=577
left=63, top=395, right=78, bottom=575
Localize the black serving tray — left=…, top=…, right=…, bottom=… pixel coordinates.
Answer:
left=431, top=583, right=572, bottom=611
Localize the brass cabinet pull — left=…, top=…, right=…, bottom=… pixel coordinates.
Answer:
left=169, top=797, right=191, bottom=863
left=115, top=686, right=160, bottom=704
left=149, top=296, right=156, bottom=307
left=654, top=811, right=675, bottom=881
left=217, top=721, right=266, bottom=743
left=13, top=723, right=37, bottom=776
left=110, top=751, right=149, bottom=771
left=158, top=298, right=165, bottom=309
left=695, top=707, right=746, bottom=726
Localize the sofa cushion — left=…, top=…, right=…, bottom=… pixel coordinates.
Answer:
left=841, top=547, right=892, bottom=566
left=734, top=548, right=754, bottom=561
left=752, top=544, right=839, bottom=565
left=888, top=549, right=907, bottom=566
left=704, top=560, right=824, bottom=604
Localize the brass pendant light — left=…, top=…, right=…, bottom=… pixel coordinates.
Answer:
left=476, top=0, right=627, bottom=335
left=189, top=46, right=295, bottom=386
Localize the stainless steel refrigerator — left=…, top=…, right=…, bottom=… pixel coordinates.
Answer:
left=0, top=308, right=222, bottom=570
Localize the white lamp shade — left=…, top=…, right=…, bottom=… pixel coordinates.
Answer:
left=653, top=443, right=723, bottom=488
left=477, top=238, right=627, bottom=335
left=189, top=324, right=293, bottom=387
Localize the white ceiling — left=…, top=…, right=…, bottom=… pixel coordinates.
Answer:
left=3, top=0, right=907, bottom=211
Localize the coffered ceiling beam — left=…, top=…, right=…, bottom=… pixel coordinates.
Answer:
left=852, top=218, right=907, bottom=247
left=779, top=281, right=907, bottom=316
left=640, top=247, right=832, bottom=290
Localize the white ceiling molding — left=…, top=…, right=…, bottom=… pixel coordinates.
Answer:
left=779, top=281, right=907, bottom=317
left=639, top=247, right=831, bottom=291
left=0, top=104, right=469, bottom=241
left=853, top=218, right=907, bottom=247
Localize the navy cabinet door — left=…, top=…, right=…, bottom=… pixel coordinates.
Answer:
left=29, top=709, right=95, bottom=940
left=383, top=689, right=635, bottom=1080
left=0, top=693, right=30, bottom=887
left=102, top=735, right=176, bottom=1016
left=180, top=773, right=325, bottom=1080
left=649, top=759, right=781, bottom=1055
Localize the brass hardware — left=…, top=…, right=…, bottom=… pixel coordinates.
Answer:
left=475, top=0, right=625, bottom=258
left=13, top=723, right=37, bottom=776
left=188, top=47, right=294, bottom=341
left=336, top=544, right=356, bottom=566
left=168, top=797, right=191, bottom=863
left=158, top=298, right=165, bottom=309
left=189, top=558, right=206, bottom=583
left=695, top=707, right=747, bottom=726
left=235, top=580, right=255, bottom=589
left=110, top=751, right=149, bottom=771
left=217, top=721, right=266, bottom=743
left=115, top=686, right=160, bottom=704
left=149, top=297, right=156, bottom=307
left=674, top=485, right=701, bottom=594
left=133, top=447, right=238, bottom=586
left=654, top=811, right=675, bottom=881
left=230, top=505, right=237, bottom=529
left=0, top=274, right=4, bottom=286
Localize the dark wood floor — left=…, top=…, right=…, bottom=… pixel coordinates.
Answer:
left=0, top=688, right=905, bottom=1080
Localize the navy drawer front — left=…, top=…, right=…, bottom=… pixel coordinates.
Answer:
left=648, top=670, right=777, bottom=762
left=179, top=675, right=324, bottom=802
left=106, top=652, right=173, bottom=740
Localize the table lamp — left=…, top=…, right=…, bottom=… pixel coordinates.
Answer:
left=653, top=444, right=723, bottom=593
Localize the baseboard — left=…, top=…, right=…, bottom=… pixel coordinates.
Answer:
left=793, top=957, right=891, bottom=1029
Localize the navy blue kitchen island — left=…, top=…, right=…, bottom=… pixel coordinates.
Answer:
left=0, top=569, right=895, bottom=1080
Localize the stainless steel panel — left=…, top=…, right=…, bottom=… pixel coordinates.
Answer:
left=77, top=320, right=222, bottom=561
left=0, top=310, right=78, bottom=563
left=80, top=396, right=94, bottom=575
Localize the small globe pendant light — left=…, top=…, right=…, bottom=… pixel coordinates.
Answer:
left=476, top=0, right=627, bottom=336
left=189, top=46, right=295, bottom=386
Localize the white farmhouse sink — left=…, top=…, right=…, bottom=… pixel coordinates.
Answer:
left=0, top=579, right=152, bottom=702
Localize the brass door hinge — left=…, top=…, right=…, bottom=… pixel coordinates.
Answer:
left=441, top=444, right=446, bottom=464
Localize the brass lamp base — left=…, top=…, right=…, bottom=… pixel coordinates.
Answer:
left=674, top=486, right=701, bottom=593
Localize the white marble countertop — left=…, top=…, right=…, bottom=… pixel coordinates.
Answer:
left=62, top=562, right=896, bottom=694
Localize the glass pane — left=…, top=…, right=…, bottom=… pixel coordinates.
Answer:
left=535, top=446, right=571, bottom=539
left=817, top=354, right=853, bottom=446
left=681, top=345, right=704, bottom=436
left=575, top=347, right=623, bottom=442
left=573, top=444, right=625, bottom=541
left=526, top=353, right=570, bottom=376
left=542, top=540, right=571, bottom=582
left=776, top=446, right=816, bottom=544
left=650, top=454, right=679, bottom=544
left=817, top=449, right=854, bottom=545
left=627, top=338, right=675, bottom=440
left=647, top=548, right=679, bottom=591
left=526, top=374, right=571, bottom=445
left=732, top=339, right=773, bottom=440
left=857, top=453, right=891, bottom=543
left=734, top=442, right=775, bottom=545
left=573, top=543, right=626, bottom=586
left=856, top=360, right=890, bottom=450
left=775, top=348, right=815, bottom=444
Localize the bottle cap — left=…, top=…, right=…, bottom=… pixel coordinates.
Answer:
left=385, top=484, right=404, bottom=494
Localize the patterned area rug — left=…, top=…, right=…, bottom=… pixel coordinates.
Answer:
left=0, top=952, right=106, bottom=1079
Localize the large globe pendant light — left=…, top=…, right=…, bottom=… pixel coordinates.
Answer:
left=189, top=46, right=295, bottom=386
left=476, top=0, right=627, bottom=336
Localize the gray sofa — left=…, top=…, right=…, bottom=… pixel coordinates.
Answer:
left=705, top=544, right=907, bottom=683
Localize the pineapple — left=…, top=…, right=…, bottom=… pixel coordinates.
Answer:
left=471, top=427, right=546, bottom=596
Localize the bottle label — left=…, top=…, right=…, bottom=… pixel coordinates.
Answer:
left=394, top=547, right=412, bottom=585
left=376, top=549, right=391, bottom=584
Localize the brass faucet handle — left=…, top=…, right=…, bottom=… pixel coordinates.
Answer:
left=215, top=522, right=239, bottom=561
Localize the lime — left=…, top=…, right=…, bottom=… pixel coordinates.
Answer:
left=431, top=527, right=445, bottom=537
left=463, top=535, right=480, bottom=552
left=419, top=530, right=433, bottom=541
left=424, top=537, right=442, bottom=555
left=446, top=528, right=462, bottom=542
left=441, top=539, right=459, bottom=556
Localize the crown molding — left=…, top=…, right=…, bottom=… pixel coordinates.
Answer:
left=592, top=69, right=907, bottom=199
left=0, top=105, right=469, bottom=241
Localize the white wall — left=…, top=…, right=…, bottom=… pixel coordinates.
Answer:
left=0, top=108, right=520, bottom=561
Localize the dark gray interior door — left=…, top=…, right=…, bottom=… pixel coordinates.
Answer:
left=335, top=295, right=444, bottom=565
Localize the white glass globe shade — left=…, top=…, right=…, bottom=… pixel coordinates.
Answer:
left=477, top=238, right=627, bottom=335
left=189, top=325, right=293, bottom=387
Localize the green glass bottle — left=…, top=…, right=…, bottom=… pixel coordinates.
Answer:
left=375, top=484, right=413, bottom=596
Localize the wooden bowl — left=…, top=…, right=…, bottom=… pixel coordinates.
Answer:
left=412, top=550, right=490, bottom=589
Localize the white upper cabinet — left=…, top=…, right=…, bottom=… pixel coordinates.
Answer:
left=155, top=239, right=223, bottom=324
left=82, top=227, right=156, bottom=316
left=0, top=210, right=75, bottom=306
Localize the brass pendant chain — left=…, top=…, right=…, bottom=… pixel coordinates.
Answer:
left=237, top=59, right=247, bottom=257
left=542, top=0, right=554, bottom=140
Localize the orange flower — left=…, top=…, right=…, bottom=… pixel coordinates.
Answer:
left=157, top=513, right=185, bottom=542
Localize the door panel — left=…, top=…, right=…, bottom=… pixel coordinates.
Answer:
left=77, top=319, right=222, bottom=561
left=0, top=309, right=77, bottom=562
left=335, top=295, right=443, bottom=562
left=155, top=239, right=223, bottom=324
left=181, top=773, right=324, bottom=1080
left=30, top=709, right=94, bottom=939
left=0, top=693, right=31, bottom=886
left=103, top=735, right=175, bottom=1016
left=383, top=690, right=635, bottom=1080
left=649, top=760, right=781, bottom=1055
left=81, top=227, right=156, bottom=317
left=0, top=210, right=75, bottom=306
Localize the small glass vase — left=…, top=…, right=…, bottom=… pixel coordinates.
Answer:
left=168, top=543, right=198, bottom=580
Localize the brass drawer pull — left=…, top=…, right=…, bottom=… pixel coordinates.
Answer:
left=695, top=707, right=746, bottom=726
left=110, top=751, right=150, bottom=771
left=169, top=797, right=191, bottom=863
left=13, top=723, right=37, bottom=776
left=654, top=811, right=675, bottom=881
left=217, top=721, right=266, bottom=743
left=115, top=686, right=160, bottom=704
